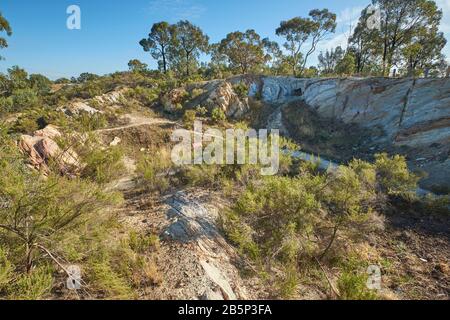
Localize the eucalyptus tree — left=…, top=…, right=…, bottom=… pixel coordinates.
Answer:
left=0, top=11, right=12, bottom=60
left=218, top=29, right=267, bottom=74
left=373, top=0, right=444, bottom=76
left=276, top=9, right=336, bottom=76
left=140, top=22, right=175, bottom=74
left=171, top=20, right=209, bottom=77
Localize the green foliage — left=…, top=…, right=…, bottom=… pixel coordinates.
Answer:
left=136, top=148, right=172, bottom=193
left=0, top=11, right=12, bottom=59
left=218, top=30, right=267, bottom=74
left=8, top=266, right=53, bottom=300
left=183, top=109, right=196, bottom=128
left=128, top=59, right=148, bottom=73
left=75, top=112, right=109, bottom=131
left=335, top=52, right=356, bottom=75
left=374, top=153, right=419, bottom=195
left=172, top=20, right=210, bottom=77
left=11, top=88, right=40, bottom=110
left=128, top=231, right=160, bottom=254
left=76, top=72, right=100, bottom=83
left=190, top=88, right=204, bottom=99
left=140, top=21, right=175, bottom=74
left=0, top=247, right=13, bottom=290
left=277, top=265, right=299, bottom=298
left=181, top=164, right=224, bottom=188
left=8, top=107, right=69, bottom=135
left=223, top=175, right=322, bottom=266
left=128, top=86, right=160, bottom=105
left=0, top=134, right=121, bottom=275
left=276, top=10, right=337, bottom=76
left=29, top=74, right=52, bottom=95
left=80, top=145, right=125, bottom=185
left=337, top=271, right=378, bottom=300
left=337, top=255, right=378, bottom=300
left=0, top=96, right=13, bottom=114
left=195, top=105, right=208, bottom=116
left=211, top=107, right=226, bottom=124
left=86, top=256, right=135, bottom=300
left=233, top=82, right=249, bottom=99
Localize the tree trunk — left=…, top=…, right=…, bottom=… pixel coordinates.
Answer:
left=162, top=47, right=167, bottom=74
left=319, top=225, right=339, bottom=261
left=185, top=51, right=190, bottom=77
left=26, top=244, right=34, bottom=274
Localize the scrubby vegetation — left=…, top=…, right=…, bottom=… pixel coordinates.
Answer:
left=1, top=1, right=449, bottom=301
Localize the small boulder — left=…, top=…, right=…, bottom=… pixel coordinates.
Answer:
left=60, top=101, right=101, bottom=116
left=204, top=82, right=249, bottom=118
left=161, top=88, right=188, bottom=113
left=18, top=125, right=81, bottom=177
left=109, top=137, right=122, bottom=147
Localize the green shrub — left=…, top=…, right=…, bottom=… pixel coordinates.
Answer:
left=11, top=88, right=40, bottom=110
left=127, top=231, right=160, bottom=254
left=80, top=146, right=125, bottom=185
left=0, top=96, right=13, bottom=114
left=8, top=107, right=70, bottom=135
left=87, top=257, right=135, bottom=299
left=211, top=107, right=226, bottom=124
left=74, top=112, right=108, bottom=131
left=190, top=88, right=205, bottom=99
left=29, top=74, right=52, bottom=95
left=374, top=153, right=419, bottom=195
left=337, top=271, right=378, bottom=300
left=136, top=148, right=172, bottom=193
left=233, top=82, right=249, bottom=99
left=0, top=247, right=13, bottom=290
left=0, top=139, right=121, bottom=275
left=183, top=110, right=197, bottom=128
left=277, top=265, right=299, bottom=299
left=224, top=176, right=322, bottom=264
left=181, top=164, right=224, bottom=188
left=8, top=266, right=53, bottom=300
left=195, top=106, right=208, bottom=116
left=128, top=86, right=160, bottom=105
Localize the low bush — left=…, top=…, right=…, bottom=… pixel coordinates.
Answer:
left=211, top=108, right=226, bottom=124
left=80, top=145, right=125, bottom=185
left=128, top=86, right=160, bottom=105
left=190, top=88, right=204, bottom=99
left=136, top=148, right=173, bottom=193
left=233, top=82, right=249, bottom=99
left=374, top=153, right=420, bottom=195
left=11, top=88, right=40, bottom=111
left=7, top=266, right=54, bottom=300
left=183, top=110, right=197, bottom=129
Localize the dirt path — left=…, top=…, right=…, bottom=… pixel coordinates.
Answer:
left=97, top=114, right=175, bottom=133
left=103, top=113, right=260, bottom=300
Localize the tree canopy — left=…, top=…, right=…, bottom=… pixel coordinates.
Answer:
left=217, top=29, right=267, bottom=74
left=0, top=11, right=12, bottom=60
left=137, top=2, right=448, bottom=79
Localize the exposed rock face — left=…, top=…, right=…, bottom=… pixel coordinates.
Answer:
left=161, top=88, right=188, bottom=113
left=202, top=81, right=249, bottom=118
left=59, top=89, right=127, bottom=116
left=163, top=79, right=250, bottom=118
left=18, top=125, right=80, bottom=177
left=93, top=89, right=127, bottom=106
left=250, top=76, right=450, bottom=148
left=249, top=76, right=450, bottom=190
left=60, top=101, right=102, bottom=116
left=161, top=192, right=252, bottom=300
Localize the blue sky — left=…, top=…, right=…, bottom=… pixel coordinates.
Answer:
left=1, top=0, right=450, bottom=79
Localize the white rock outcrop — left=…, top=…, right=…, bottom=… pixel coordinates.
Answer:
left=249, top=76, right=450, bottom=190
left=250, top=76, right=450, bottom=150
left=18, top=125, right=81, bottom=177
